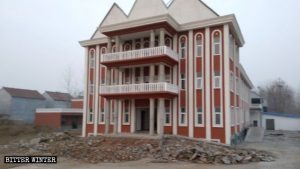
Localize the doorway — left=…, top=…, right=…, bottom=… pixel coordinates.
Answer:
left=266, top=119, right=275, bottom=130
left=136, top=108, right=150, bottom=132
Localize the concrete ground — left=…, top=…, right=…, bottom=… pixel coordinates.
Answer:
left=9, top=130, right=300, bottom=169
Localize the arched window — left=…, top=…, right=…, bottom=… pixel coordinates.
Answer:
left=100, top=47, right=107, bottom=55
left=135, top=42, right=141, bottom=50
left=89, top=49, right=95, bottom=68
left=155, top=40, right=159, bottom=47
left=212, top=30, right=221, bottom=55
left=144, top=41, right=150, bottom=48
left=112, top=45, right=116, bottom=53
left=179, top=36, right=187, bottom=59
left=195, top=33, right=203, bottom=57
left=123, top=43, right=131, bottom=51
left=165, top=38, right=172, bottom=48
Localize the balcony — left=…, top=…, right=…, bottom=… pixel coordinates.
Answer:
left=99, top=82, right=179, bottom=99
left=101, top=46, right=178, bottom=67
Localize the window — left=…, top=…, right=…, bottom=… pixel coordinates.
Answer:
left=135, top=42, right=141, bottom=50
left=251, top=98, right=261, bottom=104
left=179, top=36, right=187, bottom=59
left=236, top=77, right=239, bottom=94
left=165, top=107, right=171, bottom=125
left=230, top=72, right=234, bottom=91
left=89, top=49, right=95, bottom=68
left=196, top=72, right=203, bottom=89
left=101, top=47, right=107, bottom=55
left=214, top=107, right=222, bottom=126
left=144, top=41, right=150, bottom=48
left=99, top=108, right=105, bottom=124
left=180, top=107, right=186, bottom=125
left=195, top=34, right=203, bottom=57
left=180, top=74, right=185, bottom=90
left=231, top=106, right=235, bottom=126
left=124, top=43, right=131, bottom=51
left=88, top=108, right=94, bottom=123
left=89, top=84, right=94, bottom=94
left=195, top=107, right=203, bottom=125
left=112, top=45, right=116, bottom=53
left=214, top=71, right=221, bottom=88
left=213, top=31, right=221, bottom=55
left=123, top=106, right=130, bottom=124
left=165, top=38, right=172, bottom=48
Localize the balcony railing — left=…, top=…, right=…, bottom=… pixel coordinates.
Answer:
left=99, top=82, right=179, bottom=95
left=101, top=46, right=178, bottom=63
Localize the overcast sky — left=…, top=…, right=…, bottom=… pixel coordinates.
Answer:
left=0, top=0, right=299, bottom=93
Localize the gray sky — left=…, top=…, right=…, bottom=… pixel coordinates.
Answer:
left=0, top=0, right=299, bottom=93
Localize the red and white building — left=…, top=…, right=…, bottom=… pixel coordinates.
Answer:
left=79, top=0, right=253, bottom=145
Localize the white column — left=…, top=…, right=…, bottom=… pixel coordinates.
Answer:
left=113, top=100, right=119, bottom=134
left=131, top=68, right=136, bottom=84
left=132, top=40, right=136, bottom=50
left=119, top=41, right=124, bottom=52
left=158, top=98, right=165, bottom=135
left=159, top=28, right=165, bottom=46
left=107, top=37, right=112, bottom=53
left=94, top=45, right=100, bottom=136
left=130, top=99, right=136, bottom=133
left=150, top=30, right=155, bottom=48
left=205, top=27, right=211, bottom=141
left=150, top=65, right=155, bottom=82
left=82, top=47, right=89, bottom=137
left=141, top=38, right=144, bottom=48
left=173, top=34, right=178, bottom=51
left=118, top=70, right=123, bottom=133
left=224, top=24, right=231, bottom=145
left=140, top=67, right=144, bottom=83
left=115, top=36, right=120, bottom=52
left=172, top=65, right=178, bottom=85
left=149, top=98, right=155, bottom=135
left=105, top=99, right=110, bottom=134
left=172, top=97, right=178, bottom=135
left=158, top=64, right=165, bottom=82
left=188, top=30, right=194, bottom=138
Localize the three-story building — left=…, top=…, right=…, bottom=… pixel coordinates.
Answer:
left=79, top=0, right=253, bottom=145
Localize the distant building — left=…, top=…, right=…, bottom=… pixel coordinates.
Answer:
left=262, top=112, right=300, bottom=131
left=249, top=91, right=267, bottom=127
left=35, top=99, right=83, bottom=130
left=0, top=87, right=46, bottom=123
left=43, top=91, right=73, bottom=108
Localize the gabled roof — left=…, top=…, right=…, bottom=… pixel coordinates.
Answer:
left=168, top=0, right=218, bottom=24
left=128, top=0, right=168, bottom=20
left=44, top=91, right=73, bottom=102
left=2, top=87, right=45, bottom=100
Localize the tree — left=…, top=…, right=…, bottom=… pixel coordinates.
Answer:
left=258, top=79, right=296, bottom=114
left=61, top=65, right=83, bottom=97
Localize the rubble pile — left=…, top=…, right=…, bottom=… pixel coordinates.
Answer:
left=18, top=132, right=275, bottom=164
left=156, top=137, right=275, bottom=164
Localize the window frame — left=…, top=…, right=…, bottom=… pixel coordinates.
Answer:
left=179, top=36, right=187, bottom=59
left=99, top=107, right=105, bottom=124
left=88, top=108, right=94, bottom=124
left=195, top=33, right=204, bottom=58
left=179, top=107, right=187, bottom=126
left=89, top=49, right=95, bottom=69
left=195, top=72, right=203, bottom=89
left=213, top=106, right=223, bottom=127
left=212, top=30, right=222, bottom=56
left=180, top=73, right=186, bottom=90
left=195, top=107, right=204, bottom=127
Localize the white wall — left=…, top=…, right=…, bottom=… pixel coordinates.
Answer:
left=262, top=115, right=300, bottom=131
left=250, top=110, right=262, bottom=127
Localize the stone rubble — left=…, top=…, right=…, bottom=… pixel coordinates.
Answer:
left=18, top=132, right=275, bottom=164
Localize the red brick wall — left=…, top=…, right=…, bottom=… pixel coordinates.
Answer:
left=71, top=100, right=83, bottom=109
left=35, top=113, right=61, bottom=129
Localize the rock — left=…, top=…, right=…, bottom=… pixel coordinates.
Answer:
left=243, top=155, right=252, bottom=162
left=190, top=153, right=198, bottom=160
left=221, top=156, right=231, bottom=164
left=30, top=138, right=41, bottom=145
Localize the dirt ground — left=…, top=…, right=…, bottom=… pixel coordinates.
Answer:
left=2, top=130, right=300, bottom=169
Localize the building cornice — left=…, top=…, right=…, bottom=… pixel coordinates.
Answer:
left=79, top=14, right=245, bottom=47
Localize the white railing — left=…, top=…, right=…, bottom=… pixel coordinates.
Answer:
left=101, top=46, right=178, bottom=62
left=99, top=82, right=179, bottom=95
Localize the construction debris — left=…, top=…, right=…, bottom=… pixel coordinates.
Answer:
left=15, top=132, right=275, bottom=164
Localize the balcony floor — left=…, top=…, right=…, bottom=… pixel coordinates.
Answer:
left=100, top=92, right=177, bottom=99
left=101, top=54, right=177, bottom=67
